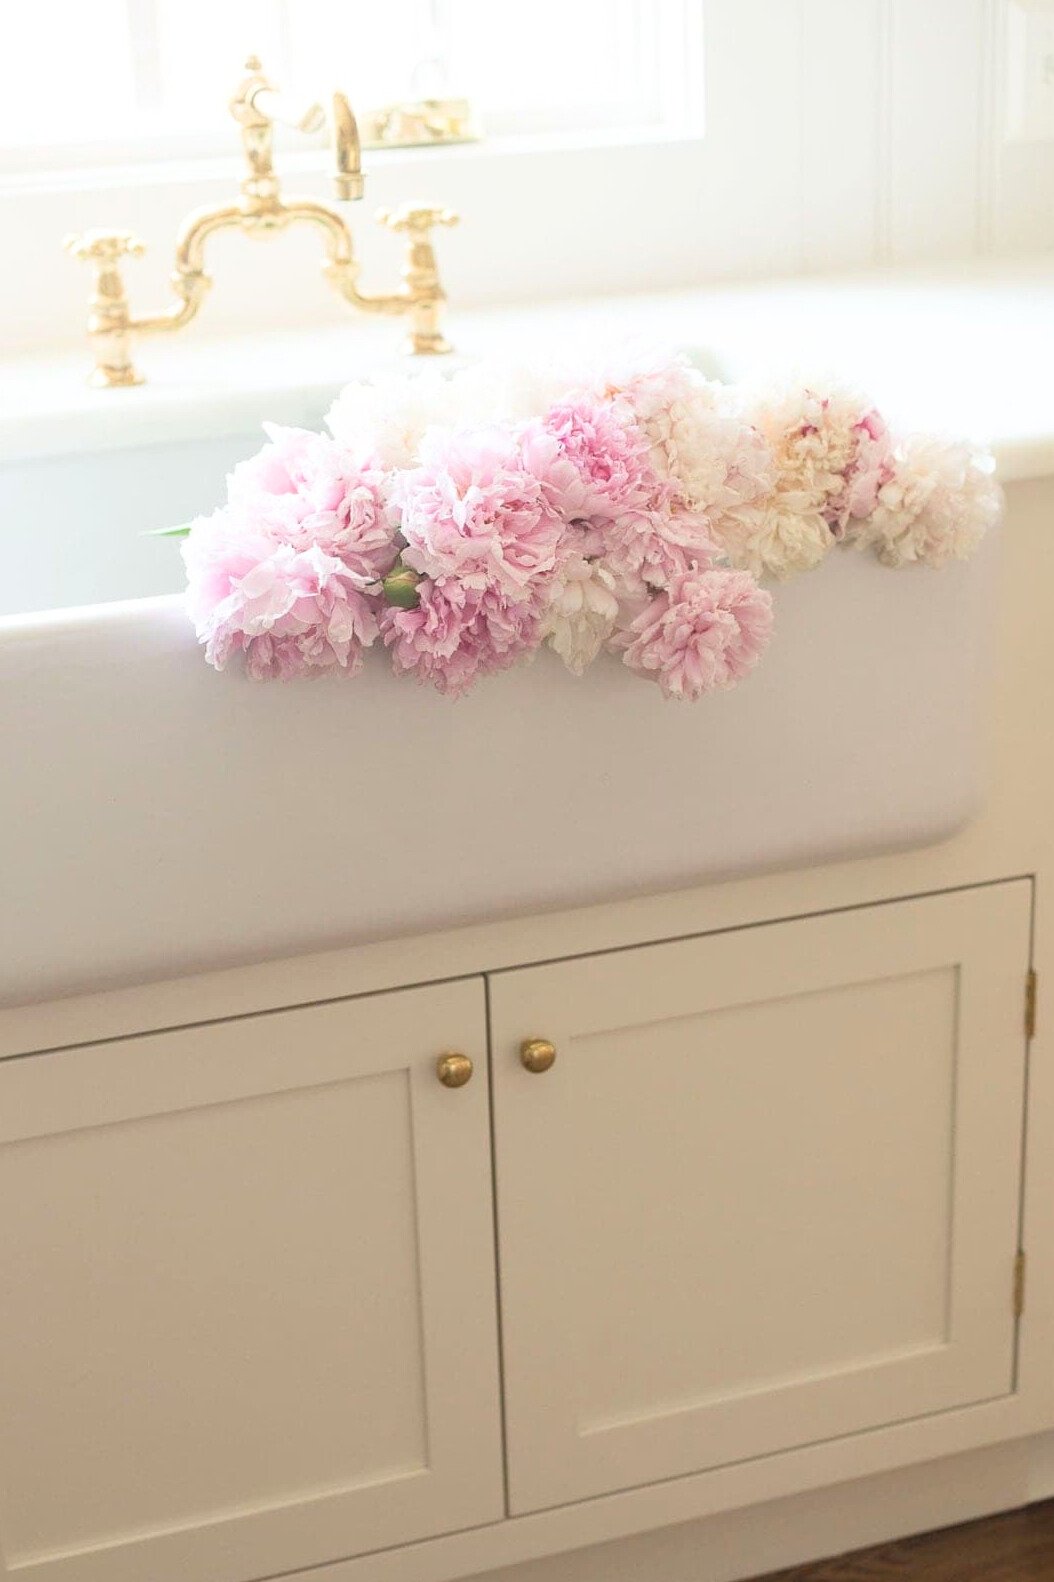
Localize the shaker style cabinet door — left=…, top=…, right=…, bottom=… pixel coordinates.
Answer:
left=490, top=881, right=1032, bottom=1514
left=0, top=980, right=503, bottom=1582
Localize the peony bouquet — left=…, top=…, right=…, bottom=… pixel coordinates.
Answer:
left=177, top=353, right=1000, bottom=700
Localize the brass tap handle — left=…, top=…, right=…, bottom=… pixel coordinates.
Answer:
left=63, top=230, right=146, bottom=388
left=64, top=228, right=146, bottom=266
left=436, top=1052, right=474, bottom=1088
left=520, top=1039, right=557, bottom=1074
left=229, top=56, right=324, bottom=133
left=377, top=203, right=459, bottom=237
left=248, top=87, right=326, bottom=136
left=377, top=205, right=459, bottom=357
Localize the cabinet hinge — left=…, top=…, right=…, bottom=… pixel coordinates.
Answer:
left=1013, top=1250, right=1027, bottom=1319
left=1026, top=969, right=1038, bottom=1041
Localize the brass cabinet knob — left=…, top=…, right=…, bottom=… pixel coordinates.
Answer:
left=520, top=1038, right=557, bottom=1074
left=436, top=1051, right=473, bottom=1088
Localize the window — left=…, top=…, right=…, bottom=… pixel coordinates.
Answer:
left=0, top=0, right=703, bottom=174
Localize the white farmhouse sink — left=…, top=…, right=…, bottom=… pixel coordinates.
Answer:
left=0, top=534, right=995, bottom=1008
left=1, top=288, right=1014, bottom=1008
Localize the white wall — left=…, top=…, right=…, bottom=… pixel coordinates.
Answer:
left=2, top=0, right=1053, bottom=356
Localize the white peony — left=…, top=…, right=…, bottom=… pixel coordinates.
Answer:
left=444, top=359, right=574, bottom=425
left=325, top=359, right=574, bottom=469
left=714, top=502, right=832, bottom=581
left=587, top=351, right=777, bottom=556
left=325, top=368, right=459, bottom=469
left=544, top=558, right=621, bottom=675
left=863, top=435, right=1001, bottom=569
left=713, top=382, right=881, bottom=580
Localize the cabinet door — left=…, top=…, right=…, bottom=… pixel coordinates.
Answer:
left=0, top=980, right=502, bottom=1582
left=490, top=882, right=1031, bottom=1514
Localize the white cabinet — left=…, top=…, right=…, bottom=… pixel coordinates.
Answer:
left=0, top=880, right=1037, bottom=1582
left=489, top=882, right=1032, bottom=1513
left=0, top=980, right=503, bottom=1582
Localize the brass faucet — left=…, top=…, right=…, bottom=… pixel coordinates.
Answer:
left=64, top=56, right=459, bottom=388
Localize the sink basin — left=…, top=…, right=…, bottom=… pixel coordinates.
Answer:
left=0, top=319, right=1003, bottom=1007
left=0, top=531, right=995, bottom=1008
left=0, top=429, right=293, bottom=619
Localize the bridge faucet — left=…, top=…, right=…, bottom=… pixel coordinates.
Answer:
left=64, top=56, right=458, bottom=388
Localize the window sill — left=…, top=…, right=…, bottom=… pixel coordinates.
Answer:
left=0, top=121, right=704, bottom=197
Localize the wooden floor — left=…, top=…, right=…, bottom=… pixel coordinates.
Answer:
left=752, top=1499, right=1054, bottom=1580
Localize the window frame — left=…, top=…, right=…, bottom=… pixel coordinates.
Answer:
left=0, top=0, right=705, bottom=180
left=0, top=1, right=708, bottom=357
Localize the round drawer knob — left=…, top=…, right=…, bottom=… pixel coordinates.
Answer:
left=436, top=1052, right=473, bottom=1088
left=520, top=1038, right=557, bottom=1074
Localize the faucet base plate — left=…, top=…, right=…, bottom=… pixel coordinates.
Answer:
left=88, top=365, right=145, bottom=390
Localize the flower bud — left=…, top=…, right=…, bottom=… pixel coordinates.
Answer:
left=382, top=562, right=423, bottom=610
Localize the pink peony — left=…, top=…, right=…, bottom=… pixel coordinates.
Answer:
left=591, top=352, right=703, bottom=478
left=602, top=491, right=719, bottom=593
left=600, top=356, right=777, bottom=528
left=610, top=566, right=773, bottom=700
left=178, top=358, right=996, bottom=698
left=229, top=423, right=398, bottom=582
left=182, top=510, right=379, bottom=680
left=538, top=398, right=653, bottom=519
left=381, top=575, right=547, bottom=696
left=389, top=424, right=569, bottom=600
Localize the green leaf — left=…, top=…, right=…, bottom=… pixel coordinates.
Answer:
left=143, top=523, right=192, bottom=538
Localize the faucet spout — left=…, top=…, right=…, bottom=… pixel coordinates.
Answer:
left=331, top=92, right=364, bottom=202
